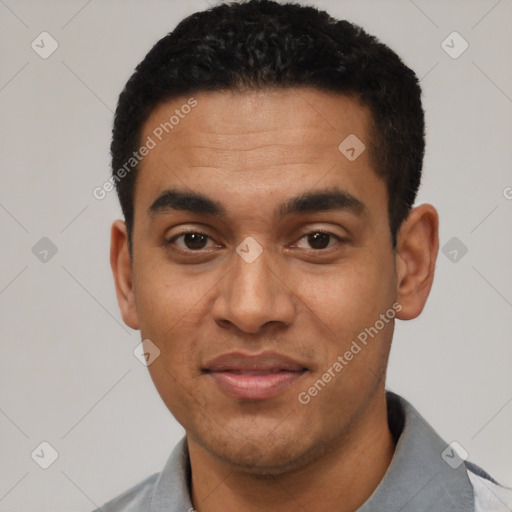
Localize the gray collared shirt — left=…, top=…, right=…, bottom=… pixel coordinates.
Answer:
left=94, top=391, right=512, bottom=511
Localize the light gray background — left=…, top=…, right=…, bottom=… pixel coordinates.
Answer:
left=1, top=0, right=511, bottom=510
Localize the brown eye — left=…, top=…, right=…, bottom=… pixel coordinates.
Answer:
left=182, top=233, right=208, bottom=250
left=294, top=230, right=343, bottom=251
left=168, top=231, right=215, bottom=251
left=307, top=232, right=331, bottom=249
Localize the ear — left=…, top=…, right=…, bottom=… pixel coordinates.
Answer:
left=110, top=219, right=139, bottom=330
left=395, top=204, right=439, bottom=320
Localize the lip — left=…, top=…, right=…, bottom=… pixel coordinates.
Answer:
left=203, top=351, right=308, bottom=400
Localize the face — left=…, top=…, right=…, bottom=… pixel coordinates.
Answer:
left=113, top=88, right=425, bottom=474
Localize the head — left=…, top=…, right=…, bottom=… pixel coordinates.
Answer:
left=110, top=0, right=438, bottom=474
left=111, top=0, right=425, bottom=252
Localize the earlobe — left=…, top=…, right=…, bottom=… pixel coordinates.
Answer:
left=395, top=204, right=439, bottom=321
left=110, top=219, right=140, bottom=330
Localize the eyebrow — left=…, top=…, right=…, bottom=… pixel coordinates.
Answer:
left=278, top=187, right=366, bottom=218
left=148, top=187, right=367, bottom=219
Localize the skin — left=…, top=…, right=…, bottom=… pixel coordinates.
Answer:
left=111, top=88, right=439, bottom=512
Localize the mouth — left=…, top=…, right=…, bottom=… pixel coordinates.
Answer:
left=203, top=351, right=309, bottom=401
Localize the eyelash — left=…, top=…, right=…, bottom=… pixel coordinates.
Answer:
left=166, top=229, right=345, bottom=254
left=166, top=230, right=218, bottom=252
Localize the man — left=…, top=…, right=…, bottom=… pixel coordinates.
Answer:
left=99, top=0, right=512, bottom=510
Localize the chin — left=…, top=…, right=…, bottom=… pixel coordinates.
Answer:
left=201, top=429, right=320, bottom=477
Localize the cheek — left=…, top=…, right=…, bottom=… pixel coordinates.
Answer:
left=131, top=260, right=216, bottom=384
left=298, top=256, right=394, bottom=341
left=134, top=255, right=210, bottom=331
left=133, top=262, right=211, bottom=416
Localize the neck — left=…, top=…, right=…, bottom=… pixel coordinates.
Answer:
left=188, top=392, right=394, bottom=512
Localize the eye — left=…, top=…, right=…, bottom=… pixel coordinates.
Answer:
left=167, top=231, right=218, bottom=252
left=294, top=230, right=344, bottom=250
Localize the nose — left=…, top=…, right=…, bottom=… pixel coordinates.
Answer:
left=212, top=243, right=296, bottom=334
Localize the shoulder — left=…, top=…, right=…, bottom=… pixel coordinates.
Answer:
left=91, top=472, right=159, bottom=511
left=90, top=437, right=191, bottom=511
left=466, top=464, right=512, bottom=512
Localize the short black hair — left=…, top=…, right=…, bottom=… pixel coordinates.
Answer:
left=111, top=0, right=424, bottom=250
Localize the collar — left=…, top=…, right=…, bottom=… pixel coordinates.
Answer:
left=358, top=391, right=474, bottom=511
left=149, top=391, right=475, bottom=511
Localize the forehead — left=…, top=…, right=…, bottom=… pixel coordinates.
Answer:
left=135, top=88, right=384, bottom=219
left=139, top=88, right=371, bottom=161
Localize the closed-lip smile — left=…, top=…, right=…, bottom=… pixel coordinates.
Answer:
left=203, top=351, right=308, bottom=400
